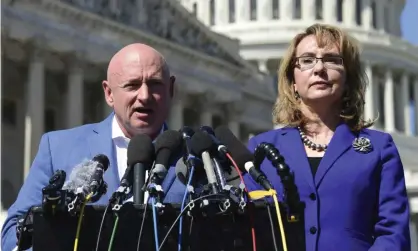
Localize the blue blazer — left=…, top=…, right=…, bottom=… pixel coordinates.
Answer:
left=1, top=113, right=186, bottom=251
left=244, top=123, right=410, bottom=251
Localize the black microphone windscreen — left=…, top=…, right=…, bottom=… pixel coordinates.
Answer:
left=215, top=126, right=253, bottom=169
left=179, top=126, right=195, bottom=139
left=127, top=134, right=155, bottom=166
left=92, top=154, right=110, bottom=171
left=154, top=130, right=183, bottom=167
left=190, top=131, right=215, bottom=156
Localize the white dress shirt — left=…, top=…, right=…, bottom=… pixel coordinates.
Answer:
left=111, top=115, right=163, bottom=203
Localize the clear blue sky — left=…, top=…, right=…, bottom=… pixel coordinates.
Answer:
left=401, top=0, right=418, bottom=45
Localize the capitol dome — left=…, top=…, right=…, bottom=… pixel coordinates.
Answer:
left=180, top=0, right=418, bottom=137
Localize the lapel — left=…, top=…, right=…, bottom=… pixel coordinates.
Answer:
left=87, top=113, right=119, bottom=201
left=277, top=127, right=316, bottom=191
left=314, top=123, right=355, bottom=188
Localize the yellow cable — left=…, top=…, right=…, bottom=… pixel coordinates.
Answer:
left=248, top=190, right=288, bottom=251
left=73, top=192, right=94, bottom=251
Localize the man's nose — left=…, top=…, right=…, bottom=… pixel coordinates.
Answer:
left=136, top=84, right=151, bottom=101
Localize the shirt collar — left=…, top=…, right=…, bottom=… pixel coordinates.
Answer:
left=111, top=115, right=164, bottom=144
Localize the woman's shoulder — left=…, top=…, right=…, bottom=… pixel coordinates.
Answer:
left=358, top=128, right=396, bottom=148
left=249, top=126, right=295, bottom=142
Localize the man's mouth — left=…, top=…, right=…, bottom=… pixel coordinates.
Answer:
left=133, top=107, right=153, bottom=115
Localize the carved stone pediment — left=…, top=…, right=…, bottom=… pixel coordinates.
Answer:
left=59, top=0, right=243, bottom=68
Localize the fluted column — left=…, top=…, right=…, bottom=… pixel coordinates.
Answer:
left=280, top=0, right=293, bottom=20
left=414, top=78, right=418, bottom=136
left=198, top=0, right=211, bottom=25
left=66, top=57, right=84, bottom=128
left=257, top=0, right=271, bottom=20
left=302, top=0, right=316, bottom=21
left=135, top=0, right=147, bottom=25
left=343, top=0, right=356, bottom=26
left=236, top=0, right=250, bottom=22
left=364, top=62, right=375, bottom=123
left=227, top=101, right=243, bottom=140
left=362, top=0, right=372, bottom=30
left=215, top=0, right=228, bottom=25
left=401, top=73, right=412, bottom=135
left=323, top=0, right=336, bottom=22
left=384, top=70, right=395, bottom=132
left=24, top=46, right=45, bottom=178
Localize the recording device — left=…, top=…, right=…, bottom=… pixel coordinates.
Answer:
left=254, top=142, right=301, bottom=222
left=42, top=170, right=69, bottom=215
left=16, top=210, right=34, bottom=251
left=190, top=131, right=220, bottom=195
left=127, top=134, right=155, bottom=205
left=64, top=154, right=110, bottom=213
left=214, top=126, right=273, bottom=191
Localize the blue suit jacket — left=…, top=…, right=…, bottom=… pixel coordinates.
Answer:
left=1, top=113, right=187, bottom=251
left=244, top=124, right=410, bottom=251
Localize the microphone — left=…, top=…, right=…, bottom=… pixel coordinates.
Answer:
left=199, top=126, right=229, bottom=189
left=127, top=134, right=155, bottom=205
left=255, top=142, right=301, bottom=221
left=63, top=155, right=110, bottom=212
left=179, top=126, right=197, bottom=168
left=42, top=170, right=68, bottom=215
left=62, top=155, right=109, bottom=200
left=214, top=126, right=273, bottom=191
left=150, top=130, right=183, bottom=184
left=190, top=131, right=220, bottom=194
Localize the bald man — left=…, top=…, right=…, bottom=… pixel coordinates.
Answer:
left=1, top=44, right=185, bottom=251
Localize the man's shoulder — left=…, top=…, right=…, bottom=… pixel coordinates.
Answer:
left=45, top=123, right=97, bottom=141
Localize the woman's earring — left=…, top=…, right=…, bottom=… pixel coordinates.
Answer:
left=295, top=91, right=300, bottom=99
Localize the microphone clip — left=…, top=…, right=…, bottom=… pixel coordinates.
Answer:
left=16, top=210, right=34, bottom=251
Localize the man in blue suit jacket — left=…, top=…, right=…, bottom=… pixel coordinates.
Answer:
left=1, top=43, right=186, bottom=251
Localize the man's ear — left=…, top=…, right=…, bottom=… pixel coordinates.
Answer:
left=169, top=76, right=176, bottom=98
left=102, top=80, right=113, bottom=106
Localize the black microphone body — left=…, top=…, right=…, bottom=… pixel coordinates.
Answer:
left=127, top=134, right=155, bottom=205
left=255, top=142, right=301, bottom=221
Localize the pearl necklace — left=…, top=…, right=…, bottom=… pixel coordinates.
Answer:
left=297, top=126, right=328, bottom=152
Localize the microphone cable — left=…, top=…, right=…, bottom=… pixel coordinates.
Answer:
left=248, top=189, right=288, bottom=251
left=151, top=197, right=160, bottom=251
left=73, top=191, right=94, bottom=251
left=136, top=198, right=149, bottom=251
left=158, top=193, right=229, bottom=251
left=225, top=152, right=257, bottom=251
left=107, top=214, right=119, bottom=251
left=265, top=198, right=279, bottom=251
left=95, top=204, right=110, bottom=251
left=178, top=163, right=195, bottom=251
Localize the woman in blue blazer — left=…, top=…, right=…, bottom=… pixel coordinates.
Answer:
left=244, top=24, right=410, bottom=251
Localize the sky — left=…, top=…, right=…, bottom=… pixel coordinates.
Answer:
left=401, top=0, right=418, bottom=45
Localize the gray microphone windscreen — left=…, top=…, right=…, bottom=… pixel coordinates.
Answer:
left=62, top=159, right=99, bottom=192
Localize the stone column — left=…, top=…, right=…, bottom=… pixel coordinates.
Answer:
left=200, top=94, right=214, bottom=127
left=364, top=62, right=375, bottom=122
left=401, top=73, right=412, bottom=135
left=236, top=0, right=250, bottom=22
left=215, top=0, right=228, bottom=24
left=323, top=0, right=336, bottom=22
left=280, top=0, right=293, bottom=20
left=24, top=46, right=45, bottom=178
left=384, top=70, right=395, bottom=132
left=168, top=100, right=184, bottom=131
left=257, top=0, right=271, bottom=20
left=362, top=0, right=372, bottom=30
left=343, top=0, right=356, bottom=26
left=258, top=59, right=268, bottom=73
left=66, top=56, right=84, bottom=128
left=302, top=0, right=315, bottom=21
left=198, top=0, right=211, bottom=25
